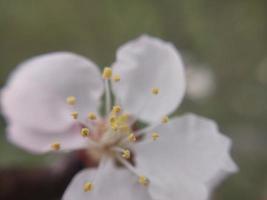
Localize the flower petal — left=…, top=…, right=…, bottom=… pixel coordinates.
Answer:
left=7, top=123, right=88, bottom=154
left=148, top=173, right=208, bottom=200
left=206, top=155, right=238, bottom=191
left=112, top=35, right=185, bottom=123
left=134, top=113, right=238, bottom=199
left=1, top=52, right=103, bottom=133
left=63, top=160, right=152, bottom=200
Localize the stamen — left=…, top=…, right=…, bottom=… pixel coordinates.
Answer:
left=151, top=87, right=160, bottom=95
left=104, top=80, right=112, bottom=115
left=122, top=149, right=131, bottom=159
left=138, top=176, right=149, bottom=186
left=83, top=182, right=94, bottom=192
left=66, top=96, right=76, bottom=105
left=71, top=111, right=79, bottom=120
left=127, top=86, right=162, bottom=127
left=119, top=114, right=129, bottom=122
left=128, top=116, right=168, bottom=143
left=81, top=157, right=107, bottom=193
left=116, top=155, right=149, bottom=186
left=126, top=88, right=161, bottom=127
left=113, top=74, right=121, bottom=82
left=81, top=128, right=90, bottom=137
left=111, top=123, right=118, bottom=132
left=128, top=133, right=136, bottom=142
left=51, top=142, right=61, bottom=151
left=161, top=115, right=169, bottom=124
left=118, top=125, right=130, bottom=134
left=132, top=123, right=159, bottom=139
left=152, top=132, right=159, bottom=141
left=109, top=115, right=116, bottom=124
left=109, top=113, right=130, bottom=134
left=113, top=147, right=131, bottom=159
left=88, top=112, right=97, bottom=120
left=102, top=67, right=112, bottom=80
left=112, top=105, right=121, bottom=114
left=109, top=115, right=118, bottom=131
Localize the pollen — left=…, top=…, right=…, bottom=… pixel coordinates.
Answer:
left=88, top=112, right=97, bottom=120
left=51, top=142, right=61, bottom=151
left=128, top=133, right=136, bottom=142
left=152, top=132, right=159, bottom=141
left=161, top=115, right=169, bottom=124
left=111, top=124, right=118, bottom=132
left=119, top=114, right=129, bottom=123
left=102, top=67, right=112, bottom=79
left=81, top=128, right=90, bottom=137
left=138, top=176, right=149, bottom=186
left=122, top=149, right=131, bottom=159
left=83, top=182, right=94, bottom=192
left=71, top=111, right=79, bottom=120
left=109, top=112, right=130, bottom=134
left=118, top=125, right=130, bottom=134
left=113, top=74, right=121, bottom=82
left=109, top=116, right=118, bottom=131
left=112, top=105, right=121, bottom=114
left=109, top=115, right=116, bottom=123
left=151, top=87, right=160, bottom=95
left=66, top=96, right=76, bottom=105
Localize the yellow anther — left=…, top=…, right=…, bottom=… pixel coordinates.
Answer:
left=113, top=74, right=121, bottom=82
left=119, top=114, right=129, bottom=123
left=161, top=115, right=169, bottom=124
left=83, top=182, right=94, bottom=192
left=118, top=125, right=130, bottom=134
left=102, top=67, right=112, bottom=79
left=112, top=105, right=121, bottom=114
left=66, top=96, right=77, bottom=105
left=138, top=176, right=149, bottom=186
left=81, top=128, right=90, bottom=137
left=88, top=112, right=97, bottom=120
left=109, top=115, right=118, bottom=131
left=152, top=132, right=159, bottom=141
left=151, top=87, right=160, bottom=95
left=109, top=113, right=130, bottom=133
left=109, top=116, right=117, bottom=124
left=111, top=123, right=118, bottom=132
left=128, top=133, right=137, bottom=142
left=51, top=142, right=61, bottom=151
left=71, top=112, right=79, bottom=120
left=122, top=149, right=131, bottom=159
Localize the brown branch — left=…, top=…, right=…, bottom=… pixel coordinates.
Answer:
left=0, top=155, right=84, bottom=200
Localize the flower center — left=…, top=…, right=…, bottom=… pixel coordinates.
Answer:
left=85, top=110, right=133, bottom=163
left=57, top=67, right=169, bottom=191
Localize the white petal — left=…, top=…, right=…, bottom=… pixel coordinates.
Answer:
left=148, top=173, right=208, bottom=200
left=1, top=52, right=103, bottom=133
left=206, top=155, right=238, bottom=191
left=7, top=123, right=87, bottom=154
left=134, top=114, right=238, bottom=199
left=112, top=35, right=185, bottom=123
left=63, top=161, right=152, bottom=200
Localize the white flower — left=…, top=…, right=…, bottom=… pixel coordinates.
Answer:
left=0, top=35, right=238, bottom=200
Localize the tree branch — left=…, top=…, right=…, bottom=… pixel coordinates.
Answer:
left=0, top=155, right=84, bottom=200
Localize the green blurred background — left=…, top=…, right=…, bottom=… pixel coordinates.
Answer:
left=0, top=0, right=266, bottom=199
